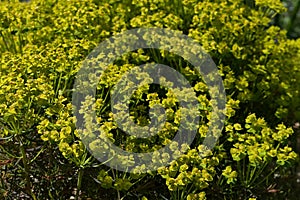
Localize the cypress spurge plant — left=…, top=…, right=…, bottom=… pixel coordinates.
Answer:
left=0, top=0, right=300, bottom=199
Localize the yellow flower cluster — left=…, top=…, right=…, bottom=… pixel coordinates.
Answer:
left=0, top=0, right=299, bottom=199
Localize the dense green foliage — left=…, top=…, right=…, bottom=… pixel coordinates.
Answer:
left=0, top=0, right=300, bottom=199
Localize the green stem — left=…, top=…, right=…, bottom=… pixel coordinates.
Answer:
left=111, top=169, right=121, bottom=200
left=75, top=168, right=84, bottom=200
left=248, top=161, right=267, bottom=186
left=117, top=190, right=121, bottom=200
left=17, top=30, right=23, bottom=55
left=0, top=31, right=9, bottom=52
left=254, top=166, right=279, bottom=187
left=248, top=166, right=257, bottom=185
left=18, top=135, right=37, bottom=200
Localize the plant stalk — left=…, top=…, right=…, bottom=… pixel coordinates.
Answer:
left=18, top=136, right=37, bottom=200
left=75, top=168, right=84, bottom=200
